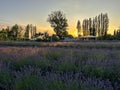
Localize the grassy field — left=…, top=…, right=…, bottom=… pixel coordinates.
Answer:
left=0, top=41, right=120, bottom=90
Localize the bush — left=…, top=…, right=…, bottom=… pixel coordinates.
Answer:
left=56, top=60, right=77, bottom=72
left=12, top=58, right=50, bottom=71
left=15, top=75, right=41, bottom=90
left=0, top=72, right=13, bottom=90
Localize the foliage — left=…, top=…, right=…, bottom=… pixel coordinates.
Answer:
left=0, top=29, right=9, bottom=41
left=12, top=57, right=50, bottom=71
left=42, top=32, right=50, bottom=41
left=35, top=32, right=51, bottom=42
left=113, top=28, right=120, bottom=40
left=15, top=75, right=40, bottom=90
left=50, top=34, right=59, bottom=41
left=47, top=11, right=68, bottom=39
left=24, top=24, right=37, bottom=39
left=98, top=34, right=114, bottom=40
left=82, top=13, right=109, bottom=37
left=0, top=24, right=37, bottom=41
left=76, top=20, right=81, bottom=36
left=10, top=24, right=19, bottom=39
left=0, top=72, right=14, bottom=90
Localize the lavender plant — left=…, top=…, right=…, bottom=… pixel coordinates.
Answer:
left=0, top=42, right=120, bottom=90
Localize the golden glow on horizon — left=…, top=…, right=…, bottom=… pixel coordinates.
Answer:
left=34, top=17, right=120, bottom=37
left=37, top=24, right=118, bottom=37
left=69, top=29, right=78, bottom=37
left=37, top=26, right=78, bottom=37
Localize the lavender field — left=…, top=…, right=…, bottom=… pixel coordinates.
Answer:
left=0, top=42, right=120, bottom=90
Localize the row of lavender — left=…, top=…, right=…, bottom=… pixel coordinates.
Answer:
left=0, top=44, right=120, bottom=90
left=1, top=41, right=120, bottom=49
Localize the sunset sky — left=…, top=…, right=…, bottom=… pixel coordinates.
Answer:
left=0, top=0, right=120, bottom=36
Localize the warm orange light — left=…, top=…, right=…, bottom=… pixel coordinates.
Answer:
left=36, top=23, right=118, bottom=37
left=68, top=29, right=78, bottom=37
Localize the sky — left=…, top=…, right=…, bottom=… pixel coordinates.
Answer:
left=0, top=0, right=120, bottom=36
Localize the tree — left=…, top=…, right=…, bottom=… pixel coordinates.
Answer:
left=42, top=31, right=49, bottom=41
left=76, top=20, right=81, bottom=36
left=24, top=24, right=30, bottom=39
left=0, top=29, right=8, bottom=41
left=24, top=24, right=37, bottom=39
left=10, top=24, right=20, bottom=40
left=17, top=26, right=24, bottom=39
left=92, top=18, right=96, bottom=36
left=104, top=13, right=109, bottom=36
left=114, top=30, right=116, bottom=36
left=50, top=34, right=59, bottom=41
left=94, top=16, right=98, bottom=36
left=114, top=27, right=120, bottom=39
left=88, top=18, right=92, bottom=29
left=82, top=13, right=109, bottom=37
left=82, top=19, right=86, bottom=36
left=47, top=11, right=68, bottom=39
left=98, top=13, right=109, bottom=37
left=98, top=15, right=101, bottom=36
left=33, top=26, right=37, bottom=38
left=82, top=19, right=89, bottom=36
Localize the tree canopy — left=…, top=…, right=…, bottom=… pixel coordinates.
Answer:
left=76, top=20, right=81, bottom=36
left=47, top=11, right=68, bottom=39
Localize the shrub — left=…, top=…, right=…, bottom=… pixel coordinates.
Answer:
left=0, top=72, right=13, bottom=90
left=15, top=75, right=41, bottom=90
left=12, top=58, right=50, bottom=71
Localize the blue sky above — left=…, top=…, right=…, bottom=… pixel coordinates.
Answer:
left=0, top=0, right=120, bottom=35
